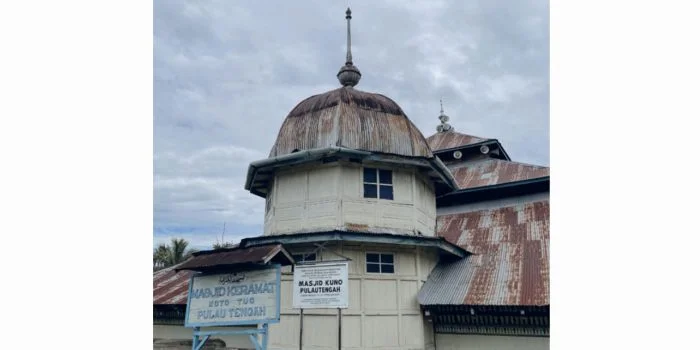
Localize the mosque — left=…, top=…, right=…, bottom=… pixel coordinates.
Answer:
left=154, top=7, right=549, bottom=350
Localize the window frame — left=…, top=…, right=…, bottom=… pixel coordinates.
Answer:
left=291, top=252, right=317, bottom=272
left=365, top=252, right=395, bottom=274
left=292, top=252, right=317, bottom=263
left=362, top=167, right=394, bottom=200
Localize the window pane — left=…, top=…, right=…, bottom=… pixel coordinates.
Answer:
left=379, top=169, right=392, bottom=184
left=366, top=253, right=379, bottom=263
left=380, top=254, right=394, bottom=264
left=364, top=184, right=378, bottom=198
left=381, top=264, right=394, bottom=273
left=367, top=263, right=380, bottom=273
left=363, top=168, right=377, bottom=183
left=379, top=185, right=393, bottom=200
left=306, top=253, right=317, bottom=261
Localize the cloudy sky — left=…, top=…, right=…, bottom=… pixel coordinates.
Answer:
left=154, top=0, right=549, bottom=250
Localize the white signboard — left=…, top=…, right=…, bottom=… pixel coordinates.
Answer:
left=185, top=266, right=281, bottom=327
left=293, top=261, right=349, bottom=309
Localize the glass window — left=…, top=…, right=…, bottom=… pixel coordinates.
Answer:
left=379, top=185, right=393, bottom=200
left=366, top=253, right=395, bottom=274
left=293, top=253, right=316, bottom=262
left=364, top=184, right=378, bottom=198
left=363, top=168, right=377, bottom=183
left=379, top=169, right=392, bottom=184
left=363, top=168, right=393, bottom=200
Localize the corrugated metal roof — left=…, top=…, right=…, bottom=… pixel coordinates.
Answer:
left=426, top=131, right=489, bottom=152
left=153, top=262, right=194, bottom=305
left=418, top=200, right=549, bottom=306
left=153, top=245, right=293, bottom=305
left=269, top=86, right=433, bottom=158
left=449, top=159, right=549, bottom=190
left=176, top=244, right=293, bottom=271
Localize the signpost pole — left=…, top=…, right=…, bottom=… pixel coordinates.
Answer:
left=262, top=323, right=269, bottom=350
left=299, top=308, right=304, bottom=350
left=338, top=308, right=342, bottom=350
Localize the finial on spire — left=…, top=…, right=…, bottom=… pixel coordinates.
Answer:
left=436, top=98, right=453, bottom=133
left=345, top=8, right=353, bottom=64
left=337, top=7, right=361, bottom=87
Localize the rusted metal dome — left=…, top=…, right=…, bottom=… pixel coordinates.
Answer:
left=269, top=86, right=434, bottom=158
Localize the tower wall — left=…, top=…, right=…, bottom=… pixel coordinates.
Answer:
left=264, top=162, right=436, bottom=237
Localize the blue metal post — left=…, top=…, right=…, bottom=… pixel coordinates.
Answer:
left=192, top=327, right=200, bottom=350
left=262, top=323, right=269, bottom=350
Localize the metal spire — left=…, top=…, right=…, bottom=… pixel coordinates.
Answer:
left=436, top=98, right=453, bottom=133
left=337, top=7, right=361, bottom=87
left=345, top=8, right=353, bottom=64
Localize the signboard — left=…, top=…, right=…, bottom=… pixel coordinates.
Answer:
left=185, top=265, right=281, bottom=327
left=293, top=261, right=349, bottom=309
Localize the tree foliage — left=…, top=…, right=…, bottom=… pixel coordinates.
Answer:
left=153, top=238, right=197, bottom=271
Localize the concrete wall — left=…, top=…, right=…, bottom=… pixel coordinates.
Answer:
left=435, top=334, right=549, bottom=350
left=269, top=242, right=438, bottom=350
left=264, top=162, right=436, bottom=237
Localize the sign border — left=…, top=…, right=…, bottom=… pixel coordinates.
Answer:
left=184, top=264, right=282, bottom=328
left=292, top=260, right=349, bottom=309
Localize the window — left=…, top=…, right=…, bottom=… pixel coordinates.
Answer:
left=293, top=253, right=317, bottom=263
left=366, top=253, right=394, bottom=273
left=363, top=168, right=393, bottom=200
left=292, top=253, right=316, bottom=272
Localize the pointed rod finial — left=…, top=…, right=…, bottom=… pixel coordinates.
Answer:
left=337, top=7, right=361, bottom=87
left=436, top=98, right=453, bottom=133
left=345, top=7, right=353, bottom=64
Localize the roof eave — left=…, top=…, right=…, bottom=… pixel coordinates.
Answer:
left=245, top=147, right=458, bottom=198
left=240, top=231, right=470, bottom=260
left=437, top=176, right=549, bottom=207
left=432, top=139, right=511, bottom=161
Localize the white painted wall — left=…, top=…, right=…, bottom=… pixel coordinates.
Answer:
left=264, top=163, right=436, bottom=237
left=268, top=243, right=439, bottom=350
left=435, top=334, right=549, bottom=350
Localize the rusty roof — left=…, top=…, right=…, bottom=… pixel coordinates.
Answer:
left=449, top=159, right=549, bottom=190
left=176, top=244, right=293, bottom=272
left=426, top=131, right=489, bottom=152
left=153, top=245, right=293, bottom=305
left=153, top=262, right=194, bottom=305
left=418, top=200, right=549, bottom=306
left=269, top=86, right=433, bottom=158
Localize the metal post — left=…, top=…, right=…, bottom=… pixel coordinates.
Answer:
left=192, top=327, right=200, bottom=350
left=299, top=308, right=304, bottom=350
left=262, top=323, right=269, bottom=350
left=338, top=308, right=342, bottom=350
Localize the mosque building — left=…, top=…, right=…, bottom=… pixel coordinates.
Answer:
left=154, top=7, right=549, bottom=350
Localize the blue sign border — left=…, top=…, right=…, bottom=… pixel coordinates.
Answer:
left=184, top=264, right=282, bottom=328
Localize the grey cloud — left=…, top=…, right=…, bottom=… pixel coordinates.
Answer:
left=154, top=0, right=549, bottom=246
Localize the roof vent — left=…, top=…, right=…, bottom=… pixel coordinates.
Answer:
left=480, top=145, right=490, bottom=154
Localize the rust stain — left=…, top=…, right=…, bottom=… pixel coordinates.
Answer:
left=449, top=159, right=549, bottom=189
left=270, top=86, right=433, bottom=158
left=153, top=264, right=194, bottom=305
left=422, top=200, right=550, bottom=306
left=426, top=131, right=489, bottom=151
left=345, top=223, right=370, bottom=232
left=177, top=244, right=285, bottom=271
